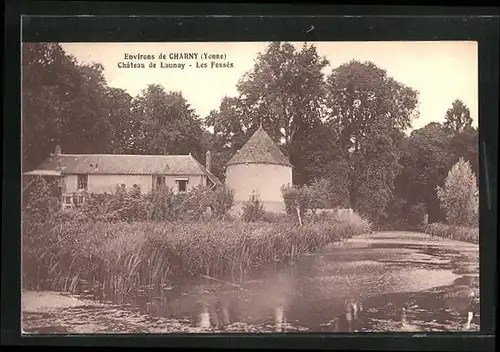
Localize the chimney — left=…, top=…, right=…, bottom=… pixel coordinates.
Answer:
left=205, top=150, right=212, bottom=173
left=55, top=145, right=61, bottom=155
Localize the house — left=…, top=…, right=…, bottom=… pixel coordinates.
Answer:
left=23, top=146, right=220, bottom=209
left=225, top=125, right=293, bottom=214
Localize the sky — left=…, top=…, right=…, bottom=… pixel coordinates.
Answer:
left=61, top=41, right=478, bottom=131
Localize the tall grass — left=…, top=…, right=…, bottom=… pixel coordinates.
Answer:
left=423, top=223, right=479, bottom=244
left=22, top=214, right=371, bottom=301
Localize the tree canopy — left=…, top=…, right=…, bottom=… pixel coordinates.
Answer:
left=22, top=43, right=204, bottom=171
left=323, top=60, right=419, bottom=219
left=444, top=99, right=473, bottom=134
left=22, top=42, right=478, bottom=227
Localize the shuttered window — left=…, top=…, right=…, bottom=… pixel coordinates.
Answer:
left=77, top=174, right=88, bottom=190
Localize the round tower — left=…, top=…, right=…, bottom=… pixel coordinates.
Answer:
left=225, top=126, right=293, bottom=214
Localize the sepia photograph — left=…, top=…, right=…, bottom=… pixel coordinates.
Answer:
left=21, top=41, right=479, bottom=334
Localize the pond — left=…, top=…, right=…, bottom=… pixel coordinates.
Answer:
left=23, top=231, right=480, bottom=333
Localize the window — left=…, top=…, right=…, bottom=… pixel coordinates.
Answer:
left=176, top=179, right=188, bottom=193
left=62, top=195, right=73, bottom=209
left=77, top=174, right=88, bottom=190
left=155, top=176, right=166, bottom=189
left=73, top=193, right=86, bottom=208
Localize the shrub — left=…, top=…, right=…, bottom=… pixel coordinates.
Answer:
left=437, top=158, right=478, bottom=227
left=356, top=179, right=393, bottom=224
left=306, top=179, right=331, bottom=213
left=281, top=180, right=352, bottom=220
left=281, top=184, right=301, bottom=215
left=423, top=223, right=478, bottom=244
left=72, top=184, right=235, bottom=223
left=379, top=197, right=408, bottom=229
left=209, top=185, right=235, bottom=219
left=174, top=185, right=212, bottom=221
left=407, top=202, right=428, bottom=230
left=261, top=211, right=293, bottom=224
left=22, top=176, right=60, bottom=224
left=144, top=186, right=177, bottom=221
left=242, top=191, right=265, bottom=222
left=78, top=185, right=149, bottom=222
left=79, top=193, right=119, bottom=222
left=318, top=209, right=372, bottom=236
left=281, top=182, right=318, bottom=216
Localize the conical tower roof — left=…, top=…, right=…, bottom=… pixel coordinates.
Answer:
left=226, top=126, right=292, bottom=167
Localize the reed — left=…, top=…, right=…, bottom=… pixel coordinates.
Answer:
left=22, top=214, right=371, bottom=301
left=423, top=223, right=479, bottom=244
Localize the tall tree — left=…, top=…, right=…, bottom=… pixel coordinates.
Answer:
left=22, top=43, right=117, bottom=171
left=207, top=42, right=330, bottom=184
left=396, top=122, right=455, bottom=222
left=237, top=42, right=329, bottom=148
left=355, top=118, right=407, bottom=221
left=132, top=84, right=204, bottom=159
left=58, top=62, right=115, bottom=154
left=443, top=100, right=477, bottom=177
left=204, top=96, right=249, bottom=154
left=298, top=120, right=350, bottom=207
left=324, top=60, right=419, bottom=218
left=449, top=126, right=479, bottom=178
left=443, top=99, right=473, bottom=134
left=203, top=96, right=249, bottom=180
left=22, top=43, right=76, bottom=170
left=104, top=88, right=134, bottom=154
left=437, top=158, right=478, bottom=227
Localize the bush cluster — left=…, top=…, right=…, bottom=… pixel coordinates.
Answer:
left=66, top=184, right=235, bottom=223
left=241, top=191, right=265, bottom=222
left=280, top=179, right=331, bottom=218
left=423, top=223, right=479, bottom=244
left=407, top=202, right=428, bottom=230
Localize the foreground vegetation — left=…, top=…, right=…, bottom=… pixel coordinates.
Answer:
left=423, top=223, right=479, bottom=244
left=22, top=178, right=372, bottom=301
left=424, top=158, right=479, bottom=244
left=23, top=215, right=370, bottom=299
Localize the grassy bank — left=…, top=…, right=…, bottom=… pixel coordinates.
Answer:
left=423, top=223, right=479, bottom=244
left=22, top=213, right=371, bottom=301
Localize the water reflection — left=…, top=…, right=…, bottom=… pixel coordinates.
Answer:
left=274, top=305, right=285, bottom=332
left=99, top=234, right=479, bottom=332
left=199, top=304, right=210, bottom=329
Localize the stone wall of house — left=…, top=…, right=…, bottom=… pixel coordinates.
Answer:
left=63, top=175, right=79, bottom=193
left=88, top=175, right=153, bottom=194
left=62, top=174, right=205, bottom=194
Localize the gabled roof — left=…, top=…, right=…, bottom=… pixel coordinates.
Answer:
left=190, top=156, right=223, bottom=186
left=24, top=153, right=220, bottom=185
left=226, top=126, right=292, bottom=167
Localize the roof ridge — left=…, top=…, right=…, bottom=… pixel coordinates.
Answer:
left=30, top=153, right=208, bottom=176
left=226, top=126, right=292, bottom=167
